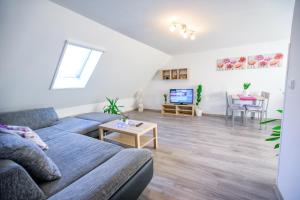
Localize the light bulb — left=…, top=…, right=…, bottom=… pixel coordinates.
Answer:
left=169, top=24, right=176, bottom=32
left=169, top=22, right=196, bottom=40
left=180, top=24, right=186, bottom=35
left=190, top=33, right=196, bottom=40
left=182, top=31, right=188, bottom=39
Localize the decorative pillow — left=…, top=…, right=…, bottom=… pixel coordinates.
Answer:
left=0, top=124, right=48, bottom=150
left=0, top=132, right=61, bottom=181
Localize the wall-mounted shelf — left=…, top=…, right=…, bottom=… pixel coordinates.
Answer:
left=161, top=104, right=194, bottom=117
left=160, top=68, right=188, bottom=80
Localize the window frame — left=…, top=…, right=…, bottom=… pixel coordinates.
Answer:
left=50, top=40, right=105, bottom=90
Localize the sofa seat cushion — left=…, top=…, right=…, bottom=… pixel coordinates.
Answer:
left=38, top=133, right=123, bottom=197
left=75, top=112, right=121, bottom=124
left=48, top=149, right=152, bottom=200
left=51, top=117, right=100, bottom=135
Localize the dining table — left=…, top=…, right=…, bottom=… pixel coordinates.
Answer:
left=231, top=94, right=266, bottom=119
left=231, top=94, right=265, bottom=102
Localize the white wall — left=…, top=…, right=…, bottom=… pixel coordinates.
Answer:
left=55, top=97, right=136, bottom=118
left=0, top=0, right=170, bottom=113
left=277, top=1, right=300, bottom=199
left=144, top=40, right=289, bottom=118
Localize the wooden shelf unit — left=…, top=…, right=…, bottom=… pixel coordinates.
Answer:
left=161, top=104, right=194, bottom=116
left=160, top=68, right=188, bottom=80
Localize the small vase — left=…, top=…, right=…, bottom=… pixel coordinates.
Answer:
left=243, top=90, right=249, bottom=96
left=195, top=106, right=203, bottom=117
left=121, top=119, right=129, bottom=125
left=138, top=103, right=143, bottom=112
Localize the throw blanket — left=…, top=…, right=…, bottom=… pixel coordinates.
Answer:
left=0, top=124, right=48, bottom=150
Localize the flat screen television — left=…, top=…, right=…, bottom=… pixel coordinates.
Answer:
left=170, top=89, right=193, bottom=104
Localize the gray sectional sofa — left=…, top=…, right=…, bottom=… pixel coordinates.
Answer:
left=0, top=108, right=153, bottom=200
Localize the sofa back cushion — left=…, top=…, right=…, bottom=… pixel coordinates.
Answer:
left=0, top=132, right=61, bottom=181
left=0, top=107, right=58, bottom=130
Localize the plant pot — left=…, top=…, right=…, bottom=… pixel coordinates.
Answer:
left=243, top=89, right=249, bottom=96
left=138, top=103, right=143, bottom=112
left=195, top=108, right=203, bottom=117
left=121, top=119, right=129, bottom=125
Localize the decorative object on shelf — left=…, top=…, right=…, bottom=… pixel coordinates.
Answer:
left=261, top=109, right=283, bottom=153
left=243, top=82, right=251, bottom=96
left=248, top=53, right=284, bottom=69
left=161, top=68, right=188, bottom=80
left=163, top=93, right=168, bottom=104
left=169, top=22, right=196, bottom=40
left=171, top=69, right=178, bottom=79
left=103, top=97, right=123, bottom=114
left=195, top=84, right=203, bottom=116
left=217, top=56, right=246, bottom=71
left=135, top=90, right=144, bottom=112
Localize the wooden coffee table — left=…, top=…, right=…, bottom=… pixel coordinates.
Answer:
left=98, top=119, right=158, bottom=149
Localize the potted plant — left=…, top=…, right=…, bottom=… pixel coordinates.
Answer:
left=195, top=84, right=203, bottom=116
left=261, top=109, right=283, bottom=154
left=243, top=82, right=251, bottom=96
left=163, top=93, right=168, bottom=104
left=103, top=97, right=123, bottom=115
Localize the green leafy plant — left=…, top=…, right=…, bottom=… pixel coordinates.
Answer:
left=243, top=82, right=251, bottom=90
left=260, top=109, right=283, bottom=149
left=196, top=84, right=202, bottom=106
left=163, top=93, right=167, bottom=103
left=103, top=97, right=123, bottom=114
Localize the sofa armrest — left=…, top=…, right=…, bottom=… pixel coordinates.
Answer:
left=48, top=149, right=152, bottom=200
left=0, top=159, right=46, bottom=200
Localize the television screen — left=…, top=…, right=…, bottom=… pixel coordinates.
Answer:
left=170, top=89, right=193, bottom=104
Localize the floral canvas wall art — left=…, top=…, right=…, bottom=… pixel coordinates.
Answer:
left=247, top=53, right=284, bottom=69
left=217, top=56, right=246, bottom=71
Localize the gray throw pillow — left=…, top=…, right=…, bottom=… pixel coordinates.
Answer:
left=0, top=132, right=61, bottom=181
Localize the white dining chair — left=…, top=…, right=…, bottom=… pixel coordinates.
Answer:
left=245, top=91, right=270, bottom=129
left=226, top=92, right=246, bottom=126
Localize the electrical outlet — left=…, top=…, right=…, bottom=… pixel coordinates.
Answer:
left=290, top=80, right=296, bottom=90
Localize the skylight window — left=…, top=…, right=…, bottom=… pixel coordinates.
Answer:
left=51, top=41, right=103, bottom=89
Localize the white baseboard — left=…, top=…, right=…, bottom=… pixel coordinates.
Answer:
left=274, top=184, right=284, bottom=200
left=56, top=97, right=136, bottom=118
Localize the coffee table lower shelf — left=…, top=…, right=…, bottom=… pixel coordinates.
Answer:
left=105, top=132, right=155, bottom=148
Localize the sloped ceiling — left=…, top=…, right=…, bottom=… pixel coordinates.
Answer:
left=0, top=0, right=170, bottom=112
left=51, top=0, right=295, bottom=55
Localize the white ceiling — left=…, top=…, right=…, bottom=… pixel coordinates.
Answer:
left=51, top=0, right=295, bottom=55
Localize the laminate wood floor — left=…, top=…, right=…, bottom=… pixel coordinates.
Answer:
left=125, top=110, right=278, bottom=200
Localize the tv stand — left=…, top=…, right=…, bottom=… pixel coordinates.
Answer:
left=161, top=104, right=194, bottom=117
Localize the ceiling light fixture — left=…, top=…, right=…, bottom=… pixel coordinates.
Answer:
left=169, top=22, right=196, bottom=40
